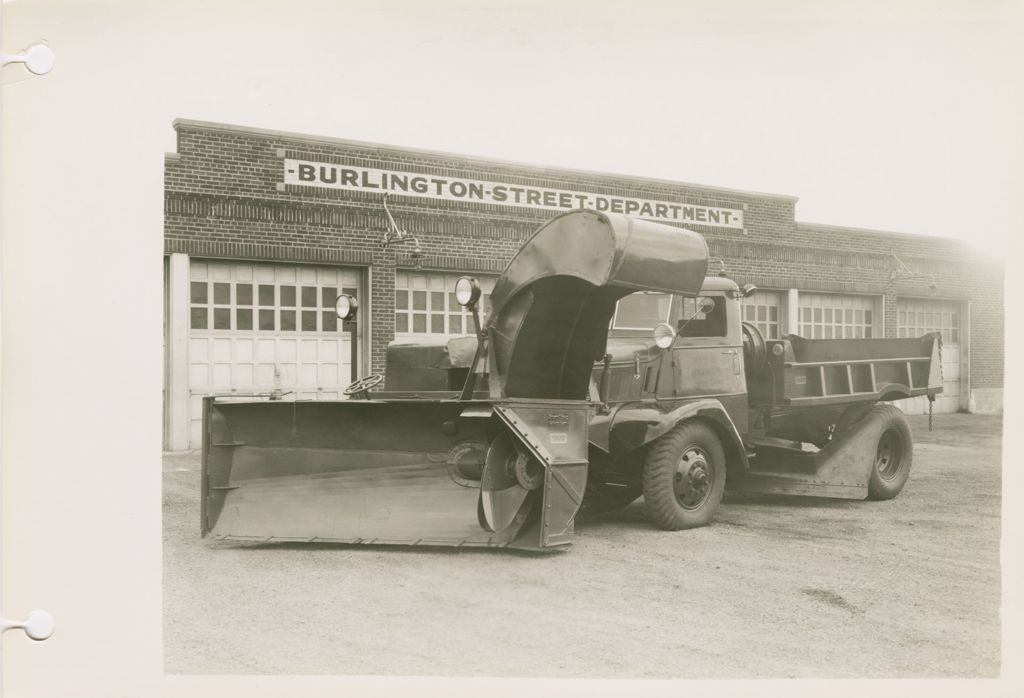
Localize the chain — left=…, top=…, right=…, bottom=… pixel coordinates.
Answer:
left=930, top=331, right=942, bottom=432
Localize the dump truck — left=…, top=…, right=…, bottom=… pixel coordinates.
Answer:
left=202, top=209, right=942, bottom=550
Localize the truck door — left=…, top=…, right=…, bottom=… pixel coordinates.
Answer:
left=657, top=293, right=748, bottom=433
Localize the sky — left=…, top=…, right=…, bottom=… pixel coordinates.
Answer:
left=8, top=0, right=1021, bottom=248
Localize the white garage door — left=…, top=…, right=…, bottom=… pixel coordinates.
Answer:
left=394, top=270, right=497, bottom=339
left=895, top=298, right=962, bottom=414
left=187, top=260, right=362, bottom=448
left=798, top=292, right=878, bottom=339
left=741, top=290, right=785, bottom=339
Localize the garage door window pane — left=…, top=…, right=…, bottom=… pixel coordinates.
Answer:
left=413, top=314, right=426, bottom=332
left=321, top=287, right=337, bottom=307
left=214, top=283, right=231, bottom=304
left=302, top=286, right=317, bottom=307
left=191, top=282, right=208, bottom=303
left=191, top=307, right=208, bottom=329
left=322, top=311, right=338, bottom=332
left=259, top=285, right=275, bottom=305
left=259, top=309, right=275, bottom=330
left=281, top=286, right=296, bottom=307
left=213, top=308, right=231, bottom=330
left=237, top=284, right=253, bottom=305
left=236, top=308, right=253, bottom=330
left=396, top=314, right=409, bottom=332
left=302, top=310, right=317, bottom=331
left=281, top=310, right=296, bottom=331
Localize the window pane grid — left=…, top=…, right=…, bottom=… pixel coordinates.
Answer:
left=395, top=272, right=496, bottom=337
left=798, top=293, right=875, bottom=340
left=740, top=291, right=783, bottom=340
left=897, top=299, right=960, bottom=344
left=190, top=269, right=354, bottom=334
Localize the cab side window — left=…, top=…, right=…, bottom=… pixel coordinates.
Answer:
left=678, top=296, right=727, bottom=338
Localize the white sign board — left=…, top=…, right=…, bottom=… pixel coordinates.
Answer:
left=283, top=159, right=744, bottom=230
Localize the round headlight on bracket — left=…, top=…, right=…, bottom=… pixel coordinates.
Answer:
left=335, top=294, right=358, bottom=320
left=653, top=322, right=677, bottom=349
left=454, top=276, right=482, bottom=308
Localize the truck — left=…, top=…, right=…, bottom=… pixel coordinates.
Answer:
left=202, top=209, right=941, bottom=550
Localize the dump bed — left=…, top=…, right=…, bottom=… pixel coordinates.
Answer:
left=748, top=333, right=943, bottom=408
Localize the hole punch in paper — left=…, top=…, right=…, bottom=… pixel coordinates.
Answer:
left=1, top=611, right=55, bottom=642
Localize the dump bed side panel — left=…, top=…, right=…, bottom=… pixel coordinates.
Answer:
left=748, top=333, right=942, bottom=408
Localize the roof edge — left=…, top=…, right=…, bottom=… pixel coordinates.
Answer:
left=796, top=220, right=968, bottom=246
left=171, top=118, right=800, bottom=203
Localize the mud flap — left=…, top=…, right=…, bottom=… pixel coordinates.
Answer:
left=733, top=405, right=897, bottom=499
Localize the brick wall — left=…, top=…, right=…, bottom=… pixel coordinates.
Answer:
left=165, top=120, right=1004, bottom=394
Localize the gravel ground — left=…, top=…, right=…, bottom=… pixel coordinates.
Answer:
left=163, top=413, right=1002, bottom=678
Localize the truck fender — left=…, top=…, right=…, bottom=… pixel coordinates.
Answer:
left=610, top=398, right=748, bottom=470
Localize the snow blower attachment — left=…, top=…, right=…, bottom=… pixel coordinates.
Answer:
left=201, top=210, right=709, bottom=550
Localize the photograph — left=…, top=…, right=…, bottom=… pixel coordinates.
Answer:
left=3, top=1, right=1021, bottom=696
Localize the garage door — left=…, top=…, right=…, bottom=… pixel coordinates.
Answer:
left=895, top=298, right=962, bottom=414
left=798, top=292, right=878, bottom=339
left=741, top=290, right=785, bottom=339
left=394, top=270, right=496, bottom=340
left=187, top=260, right=362, bottom=448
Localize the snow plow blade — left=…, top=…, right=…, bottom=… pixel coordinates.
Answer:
left=201, top=398, right=589, bottom=550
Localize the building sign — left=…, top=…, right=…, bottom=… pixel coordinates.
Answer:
left=283, top=159, right=744, bottom=230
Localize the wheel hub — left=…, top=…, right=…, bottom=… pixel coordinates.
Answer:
left=875, top=429, right=903, bottom=480
left=673, top=448, right=712, bottom=509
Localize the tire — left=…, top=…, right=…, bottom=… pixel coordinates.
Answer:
left=642, top=421, right=726, bottom=530
left=867, top=404, right=914, bottom=500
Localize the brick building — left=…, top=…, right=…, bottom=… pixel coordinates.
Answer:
left=163, top=119, right=1004, bottom=450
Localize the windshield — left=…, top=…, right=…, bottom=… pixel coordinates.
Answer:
left=612, top=292, right=672, bottom=330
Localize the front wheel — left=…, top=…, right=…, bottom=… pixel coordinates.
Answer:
left=867, top=405, right=914, bottom=500
left=642, top=421, right=726, bottom=530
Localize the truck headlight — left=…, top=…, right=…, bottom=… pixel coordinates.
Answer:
left=455, top=276, right=481, bottom=308
left=335, top=294, right=358, bottom=320
left=653, top=323, right=676, bottom=349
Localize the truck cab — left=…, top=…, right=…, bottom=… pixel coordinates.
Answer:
left=599, top=276, right=748, bottom=434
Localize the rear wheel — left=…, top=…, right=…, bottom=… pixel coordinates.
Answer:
left=642, top=421, right=726, bottom=530
left=867, top=405, right=913, bottom=500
